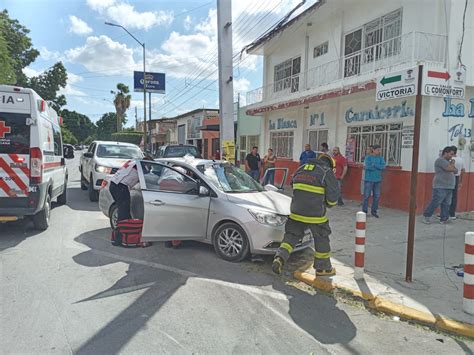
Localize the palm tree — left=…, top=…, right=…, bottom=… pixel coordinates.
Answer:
left=111, top=83, right=131, bottom=132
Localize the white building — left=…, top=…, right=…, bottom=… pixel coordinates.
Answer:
left=245, top=0, right=473, bottom=212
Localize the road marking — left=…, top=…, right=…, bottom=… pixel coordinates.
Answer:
left=90, top=249, right=288, bottom=301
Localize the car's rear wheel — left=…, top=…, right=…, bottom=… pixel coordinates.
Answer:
left=109, top=204, right=118, bottom=229
left=80, top=172, right=87, bottom=191
left=88, top=174, right=98, bottom=202
left=33, top=194, right=51, bottom=230
left=212, top=222, right=250, bottom=262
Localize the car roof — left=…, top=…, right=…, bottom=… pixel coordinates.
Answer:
left=93, top=141, right=139, bottom=147
left=156, top=157, right=221, bottom=167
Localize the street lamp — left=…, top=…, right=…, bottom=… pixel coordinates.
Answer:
left=105, top=21, right=147, bottom=149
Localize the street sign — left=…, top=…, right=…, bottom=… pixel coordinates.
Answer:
left=376, top=68, right=418, bottom=101
left=422, top=68, right=465, bottom=99
left=133, top=71, right=165, bottom=94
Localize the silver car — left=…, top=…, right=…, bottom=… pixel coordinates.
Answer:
left=99, top=158, right=312, bottom=262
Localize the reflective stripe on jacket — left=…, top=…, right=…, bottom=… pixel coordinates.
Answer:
left=290, top=158, right=340, bottom=223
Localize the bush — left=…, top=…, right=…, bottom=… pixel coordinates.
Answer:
left=111, top=131, right=143, bottom=145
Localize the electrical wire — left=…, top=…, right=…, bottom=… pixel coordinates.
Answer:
left=457, top=0, right=469, bottom=69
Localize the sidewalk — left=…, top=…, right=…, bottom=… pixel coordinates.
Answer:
left=281, top=188, right=474, bottom=337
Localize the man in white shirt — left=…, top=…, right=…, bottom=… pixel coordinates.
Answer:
left=449, top=146, right=465, bottom=220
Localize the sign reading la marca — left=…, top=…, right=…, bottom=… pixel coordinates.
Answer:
left=376, top=67, right=418, bottom=102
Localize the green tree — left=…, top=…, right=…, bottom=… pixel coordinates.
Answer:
left=112, top=83, right=131, bottom=132
left=61, top=126, right=78, bottom=145
left=96, top=112, right=126, bottom=141
left=60, top=109, right=96, bottom=143
left=29, top=62, right=68, bottom=110
left=0, top=21, right=16, bottom=84
left=0, top=10, right=39, bottom=86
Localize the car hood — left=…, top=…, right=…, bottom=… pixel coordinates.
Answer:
left=94, top=157, right=130, bottom=168
left=225, top=191, right=291, bottom=215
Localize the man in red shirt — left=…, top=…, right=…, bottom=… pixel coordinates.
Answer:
left=332, top=146, right=348, bottom=206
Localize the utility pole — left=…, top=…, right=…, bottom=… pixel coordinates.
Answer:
left=217, top=0, right=235, bottom=163
left=149, top=92, right=152, bottom=152
left=135, top=106, right=138, bottom=129
left=405, top=65, right=424, bottom=282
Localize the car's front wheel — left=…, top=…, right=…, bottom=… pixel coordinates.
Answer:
left=212, top=222, right=250, bottom=262
left=109, top=204, right=118, bottom=229
left=88, top=174, right=98, bottom=202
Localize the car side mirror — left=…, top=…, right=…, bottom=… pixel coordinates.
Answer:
left=83, top=152, right=93, bottom=158
left=199, top=185, right=210, bottom=197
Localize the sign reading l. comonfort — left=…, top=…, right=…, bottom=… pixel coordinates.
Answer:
left=133, top=71, right=166, bottom=94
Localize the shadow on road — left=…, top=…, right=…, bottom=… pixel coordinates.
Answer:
left=0, top=218, right=43, bottom=251
left=66, top=187, right=100, bottom=212
left=72, top=228, right=357, bottom=353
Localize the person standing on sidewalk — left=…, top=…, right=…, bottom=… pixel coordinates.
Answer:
left=299, top=144, right=316, bottom=166
left=332, top=146, right=348, bottom=206
left=262, top=148, right=277, bottom=185
left=245, top=146, right=261, bottom=181
left=423, top=146, right=458, bottom=224
left=272, top=153, right=340, bottom=276
left=320, top=142, right=329, bottom=153
left=362, top=144, right=386, bottom=218
left=448, top=146, right=465, bottom=220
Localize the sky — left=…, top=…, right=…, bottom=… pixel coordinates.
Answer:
left=3, top=0, right=306, bottom=127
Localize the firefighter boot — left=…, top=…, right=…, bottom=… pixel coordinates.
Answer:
left=315, top=267, right=336, bottom=276
left=272, top=256, right=284, bottom=275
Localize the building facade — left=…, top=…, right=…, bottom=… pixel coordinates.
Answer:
left=245, top=0, right=474, bottom=212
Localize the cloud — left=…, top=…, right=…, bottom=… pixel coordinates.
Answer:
left=22, top=67, right=42, bottom=78
left=65, top=35, right=137, bottom=75
left=233, top=78, right=250, bottom=93
left=86, top=0, right=116, bottom=12
left=39, top=47, right=62, bottom=61
left=183, top=15, right=193, bottom=31
left=69, top=15, right=93, bottom=35
left=194, top=9, right=217, bottom=37
left=87, top=0, right=173, bottom=31
left=60, top=73, right=87, bottom=96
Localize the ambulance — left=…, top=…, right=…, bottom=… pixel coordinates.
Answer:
left=0, top=85, right=73, bottom=230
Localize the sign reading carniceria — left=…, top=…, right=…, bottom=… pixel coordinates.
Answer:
left=345, top=100, right=414, bottom=123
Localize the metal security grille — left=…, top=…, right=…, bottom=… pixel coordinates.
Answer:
left=347, top=123, right=402, bottom=166
left=270, top=131, right=294, bottom=158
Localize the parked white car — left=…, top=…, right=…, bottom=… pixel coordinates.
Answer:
left=99, top=157, right=312, bottom=262
left=79, top=141, right=143, bottom=201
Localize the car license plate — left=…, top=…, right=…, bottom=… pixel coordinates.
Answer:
left=302, top=234, right=311, bottom=244
left=0, top=216, right=18, bottom=222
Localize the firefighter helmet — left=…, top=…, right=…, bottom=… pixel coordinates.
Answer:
left=316, top=152, right=336, bottom=170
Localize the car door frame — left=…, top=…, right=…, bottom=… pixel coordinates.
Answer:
left=83, top=143, right=96, bottom=181
left=136, top=160, right=212, bottom=241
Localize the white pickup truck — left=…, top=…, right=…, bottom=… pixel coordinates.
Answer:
left=79, top=141, right=143, bottom=201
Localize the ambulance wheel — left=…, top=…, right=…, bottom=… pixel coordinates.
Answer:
left=213, top=222, right=250, bottom=262
left=88, top=175, right=98, bottom=202
left=33, top=194, right=51, bottom=230
left=80, top=173, right=87, bottom=190
left=57, top=179, right=67, bottom=205
left=109, top=204, right=118, bottom=229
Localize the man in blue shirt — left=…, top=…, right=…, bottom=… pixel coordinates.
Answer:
left=362, top=144, right=386, bottom=218
left=299, top=144, right=316, bottom=166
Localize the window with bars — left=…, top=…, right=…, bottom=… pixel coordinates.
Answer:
left=344, top=9, right=402, bottom=77
left=273, top=57, right=301, bottom=93
left=314, top=41, right=328, bottom=58
left=270, top=131, right=294, bottom=159
left=308, top=130, right=328, bottom=152
left=347, top=123, right=403, bottom=166
left=239, top=135, right=260, bottom=164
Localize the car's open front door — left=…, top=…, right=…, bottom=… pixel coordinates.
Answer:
left=137, top=160, right=210, bottom=241
left=262, top=167, right=289, bottom=191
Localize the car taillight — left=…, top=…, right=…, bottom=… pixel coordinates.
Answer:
left=30, top=148, right=43, bottom=184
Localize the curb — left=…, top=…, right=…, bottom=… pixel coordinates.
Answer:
left=294, top=271, right=474, bottom=339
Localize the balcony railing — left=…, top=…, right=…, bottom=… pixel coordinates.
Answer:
left=246, top=31, right=447, bottom=106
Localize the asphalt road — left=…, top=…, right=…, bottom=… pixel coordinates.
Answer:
left=1, top=155, right=472, bottom=354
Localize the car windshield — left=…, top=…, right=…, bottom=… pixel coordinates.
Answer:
left=96, top=144, right=143, bottom=159
left=165, top=146, right=200, bottom=158
left=197, top=162, right=263, bottom=193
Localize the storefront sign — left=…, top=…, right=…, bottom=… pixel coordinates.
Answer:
left=401, top=125, right=414, bottom=148
left=448, top=123, right=472, bottom=142
left=269, top=118, right=297, bottom=130
left=345, top=100, right=414, bottom=124
left=376, top=68, right=418, bottom=102
left=309, top=112, right=325, bottom=127
left=442, top=97, right=474, bottom=117
left=422, top=68, right=465, bottom=99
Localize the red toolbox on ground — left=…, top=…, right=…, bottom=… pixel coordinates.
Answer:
left=111, top=219, right=151, bottom=247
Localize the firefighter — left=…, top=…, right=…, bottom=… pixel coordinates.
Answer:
left=272, top=152, right=340, bottom=276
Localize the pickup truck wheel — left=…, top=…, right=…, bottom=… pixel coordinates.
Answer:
left=88, top=174, right=99, bottom=202
left=33, top=194, right=51, bottom=230
left=80, top=172, right=87, bottom=190
left=57, top=178, right=67, bottom=205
